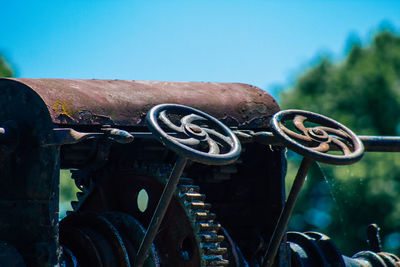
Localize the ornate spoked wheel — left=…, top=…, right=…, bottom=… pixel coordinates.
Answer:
left=146, top=103, right=241, bottom=165
left=270, top=109, right=364, bottom=165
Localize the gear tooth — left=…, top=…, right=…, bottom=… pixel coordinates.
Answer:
left=204, top=256, right=229, bottom=266
left=202, top=244, right=227, bottom=255
left=194, top=211, right=216, bottom=221
left=179, top=185, right=200, bottom=193
left=199, top=233, right=224, bottom=243
left=70, top=169, right=78, bottom=178
left=178, top=180, right=229, bottom=266
left=186, top=201, right=211, bottom=210
left=70, top=201, right=79, bottom=210
left=198, top=222, right=221, bottom=232
left=182, top=192, right=206, bottom=202
left=76, top=191, right=85, bottom=200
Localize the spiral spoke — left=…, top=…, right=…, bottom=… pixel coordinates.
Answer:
left=312, top=142, right=330, bottom=153
left=331, top=138, right=351, bottom=155
left=317, top=126, right=350, bottom=140
left=280, top=122, right=312, bottom=142
left=159, top=111, right=184, bottom=133
left=203, top=128, right=233, bottom=147
left=169, top=136, right=201, bottom=146
left=207, top=138, right=220, bottom=154
left=181, top=114, right=207, bottom=125
left=293, top=115, right=309, bottom=135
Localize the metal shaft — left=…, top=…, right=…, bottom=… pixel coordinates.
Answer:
left=134, top=156, right=188, bottom=267
left=359, top=136, right=400, bottom=152
left=252, top=131, right=400, bottom=152
left=262, top=157, right=312, bottom=267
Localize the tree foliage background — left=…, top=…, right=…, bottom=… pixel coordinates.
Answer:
left=0, top=54, right=13, bottom=77
left=281, top=30, right=400, bottom=256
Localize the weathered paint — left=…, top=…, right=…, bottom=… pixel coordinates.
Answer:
left=6, top=78, right=280, bottom=129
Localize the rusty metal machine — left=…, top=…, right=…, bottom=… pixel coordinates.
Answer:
left=0, top=78, right=399, bottom=267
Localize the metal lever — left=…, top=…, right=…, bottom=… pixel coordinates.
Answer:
left=45, top=127, right=134, bottom=146
left=367, top=223, right=382, bottom=253
left=101, top=127, right=135, bottom=144
left=134, top=156, right=188, bottom=267
left=262, top=110, right=364, bottom=267
left=262, top=158, right=312, bottom=267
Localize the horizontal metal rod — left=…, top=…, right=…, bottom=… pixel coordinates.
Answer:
left=47, top=129, right=181, bottom=146
left=252, top=131, right=400, bottom=152
left=49, top=128, right=400, bottom=152
left=358, top=135, right=400, bottom=152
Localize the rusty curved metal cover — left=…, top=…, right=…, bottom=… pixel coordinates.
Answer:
left=3, top=78, right=279, bottom=129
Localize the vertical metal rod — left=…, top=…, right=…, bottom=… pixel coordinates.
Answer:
left=134, top=156, right=188, bottom=267
left=367, top=224, right=382, bottom=253
left=262, top=157, right=312, bottom=267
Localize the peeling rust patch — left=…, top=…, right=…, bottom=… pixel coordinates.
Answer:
left=7, top=78, right=280, bottom=129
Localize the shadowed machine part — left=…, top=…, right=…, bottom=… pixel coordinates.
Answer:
left=0, top=78, right=399, bottom=266
left=287, top=231, right=400, bottom=267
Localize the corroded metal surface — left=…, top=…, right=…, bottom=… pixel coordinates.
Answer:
left=3, top=77, right=398, bottom=266
left=0, top=79, right=59, bottom=266
left=5, top=78, right=279, bottom=129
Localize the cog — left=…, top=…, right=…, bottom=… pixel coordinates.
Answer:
left=67, top=170, right=94, bottom=216
left=66, top=161, right=229, bottom=266
left=178, top=179, right=228, bottom=266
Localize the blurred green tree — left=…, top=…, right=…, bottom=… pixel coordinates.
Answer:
left=280, top=30, right=400, bottom=256
left=0, top=55, right=13, bottom=77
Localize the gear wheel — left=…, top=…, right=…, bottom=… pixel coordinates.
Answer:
left=66, top=161, right=229, bottom=266
left=178, top=179, right=228, bottom=266
left=68, top=169, right=94, bottom=215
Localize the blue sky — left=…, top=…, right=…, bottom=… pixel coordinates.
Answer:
left=1, top=1, right=400, bottom=96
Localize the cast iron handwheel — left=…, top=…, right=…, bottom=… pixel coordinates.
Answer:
left=271, top=109, right=364, bottom=165
left=146, top=104, right=241, bottom=165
